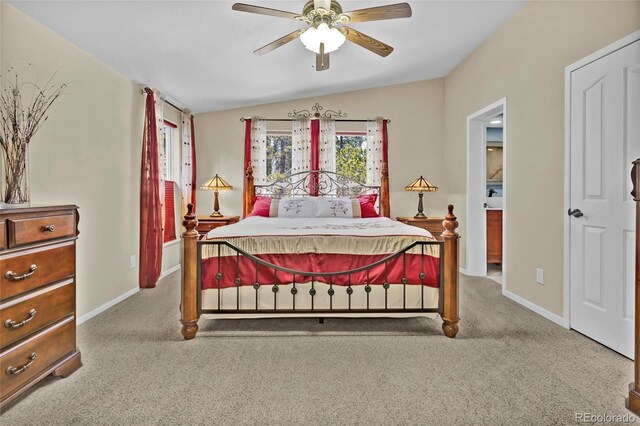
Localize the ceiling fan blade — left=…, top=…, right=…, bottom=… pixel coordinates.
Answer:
left=340, top=27, right=394, bottom=57
left=316, top=43, right=330, bottom=71
left=340, top=3, right=412, bottom=23
left=232, top=3, right=302, bottom=20
left=253, top=29, right=305, bottom=55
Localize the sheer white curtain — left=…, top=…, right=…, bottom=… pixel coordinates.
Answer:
left=291, top=118, right=311, bottom=173
left=366, top=118, right=384, bottom=185
left=250, top=117, right=268, bottom=183
left=319, top=118, right=336, bottom=172
left=180, top=111, right=193, bottom=214
left=155, top=93, right=166, bottom=229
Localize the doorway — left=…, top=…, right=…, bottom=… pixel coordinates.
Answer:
left=466, top=99, right=507, bottom=287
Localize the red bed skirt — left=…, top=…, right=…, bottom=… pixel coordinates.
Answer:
left=201, top=253, right=440, bottom=290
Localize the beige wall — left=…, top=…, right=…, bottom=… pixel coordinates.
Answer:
left=444, top=1, right=640, bottom=316
left=195, top=79, right=447, bottom=219
left=1, top=3, right=143, bottom=318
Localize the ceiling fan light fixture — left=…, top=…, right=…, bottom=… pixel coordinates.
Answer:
left=300, top=23, right=346, bottom=54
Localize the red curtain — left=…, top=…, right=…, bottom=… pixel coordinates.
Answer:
left=382, top=119, right=389, bottom=164
left=190, top=115, right=197, bottom=212
left=310, top=120, right=320, bottom=195
left=242, top=118, right=252, bottom=217
left=139, top=91, right=163, bottom=289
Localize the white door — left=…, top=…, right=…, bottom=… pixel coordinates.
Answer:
left=570, top=40, right=640, bottom=358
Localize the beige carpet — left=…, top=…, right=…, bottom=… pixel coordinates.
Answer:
left=1, top=272, right=635, bottom=425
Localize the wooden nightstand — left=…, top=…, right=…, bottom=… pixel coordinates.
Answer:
left=396, top=216, right=445, bottom=239
left=196, top=215, right=240, bottom=237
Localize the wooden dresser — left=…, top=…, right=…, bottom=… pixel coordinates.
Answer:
left=0, top=205, right=81, bottom=408
left=396, top=216, right=445, bottom=239
left=196, top=215, right=240, bottom=237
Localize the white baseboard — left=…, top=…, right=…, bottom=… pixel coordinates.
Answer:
left=77, top=287, right=139, bottom=325
left=459, top=267, right=469, bottom=275
left=502, top=288, right=567, bottom=328
left=160, top=264, right=181, bottom=280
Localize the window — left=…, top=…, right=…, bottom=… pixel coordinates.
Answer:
left=162, top=122, right=175, bottom=182
left=261, top=131, right=368, bottom=184
left=335, top=133, right=367, bottom=183
left=266, top=134, right=292, bottom=182
left=162, top=121, right=178, bottom=243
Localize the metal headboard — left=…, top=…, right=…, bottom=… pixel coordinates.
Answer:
left=254, top=170, right=380, bottom=198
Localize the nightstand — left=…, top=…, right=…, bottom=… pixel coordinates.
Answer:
left=196, top=215, right=240, bottom=237
left=396, top=216, right=445, bottom=239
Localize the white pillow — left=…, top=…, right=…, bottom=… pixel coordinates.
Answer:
left=315, top=197, right=362, bottom=218
left=274, top=197, right=316, bottom=218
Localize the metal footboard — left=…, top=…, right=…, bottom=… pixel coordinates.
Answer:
left=196, top=239, right=444, bottom=316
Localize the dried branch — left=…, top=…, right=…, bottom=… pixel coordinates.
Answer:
left=0, top=66, right=68, bottom=203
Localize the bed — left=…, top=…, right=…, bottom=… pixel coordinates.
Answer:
left=180, top=167, right=460, bottom=339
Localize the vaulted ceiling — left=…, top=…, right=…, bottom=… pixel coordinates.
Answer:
left=10, top=1, right=525, bottom=112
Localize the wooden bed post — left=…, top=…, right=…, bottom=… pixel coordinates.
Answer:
left=243, top=165, right=254, bottom=218
left=627, top=159, right=640, bottom=414
left=181, top=204, right=199, bottom=340
left=441, top=204, right=460, bottom=338
left=380, top=162, right=391, bottom=218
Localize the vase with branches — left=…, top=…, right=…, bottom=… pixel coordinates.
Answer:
left=0, top=67, right=66, bottom=205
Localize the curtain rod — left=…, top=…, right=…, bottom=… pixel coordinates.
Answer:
left=143, top=87, right=184, bottom=113
left=239, top=118, right=391, bottom=124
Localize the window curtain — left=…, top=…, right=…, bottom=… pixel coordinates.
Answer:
left=155, top=95, right=166, bottom=239
left=242, top=118, right=252, bottom=218
left=180, top=111, right=196, bottom=215
left=319, top=119, right=336, bottom=172
left=191, top=116, right=197, bottom=211
left=250, top=117, right=268, bottom=183
left=319, top=118, right=336, bottom=193
left=291, top=118, right=311, bottom=174
left=139, top=89, right=163, bottom=289
left=366, top=118, right=385, bottom=185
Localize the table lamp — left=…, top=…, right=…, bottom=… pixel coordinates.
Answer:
left=200, top=174, right=233, bottom=217
left=404, top=176, right=438, bottom=218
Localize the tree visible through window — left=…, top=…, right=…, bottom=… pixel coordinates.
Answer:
left=336, top=134, right=367, bottom=183
left=265, top=132, right=367, bottom=183
left=266, top=134, right=292, bottom=182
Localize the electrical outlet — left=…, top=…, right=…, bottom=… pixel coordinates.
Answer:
left=536, top=268, right=544, bottom=285
left=130, top=255, right=137, bottom=269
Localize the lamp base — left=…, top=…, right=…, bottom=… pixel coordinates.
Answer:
left=413, top=212, right=427, bottom=219
left=210, top=211, right=223, bottom=217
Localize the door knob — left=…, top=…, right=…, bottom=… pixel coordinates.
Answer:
left=568, top=208, right=584, bottom=218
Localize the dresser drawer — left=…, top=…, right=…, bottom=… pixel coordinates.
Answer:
left=0, top=318, right=75, bottom=399
left=1, top=242, right=75, bottom=300
left=7, top=213, right=76, bottom=248
left=0, top=280, right=74, bottom=348
left=0, top=220, right=6, bottom=251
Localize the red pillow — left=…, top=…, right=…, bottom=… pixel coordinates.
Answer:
left=358, top=194, right=380, bottom=218
left=248, top=196, right=272, bottom=217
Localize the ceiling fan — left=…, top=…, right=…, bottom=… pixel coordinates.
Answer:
left=232, top=0, right=412, bottom=71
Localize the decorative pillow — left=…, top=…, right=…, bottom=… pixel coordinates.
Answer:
left=358, top=194, right=380, bottom=218
left=275, top=197, right=316, bottom=218
left=315, top=197, right=362, bottom=218
left=247, top=196, right=273, bottom=217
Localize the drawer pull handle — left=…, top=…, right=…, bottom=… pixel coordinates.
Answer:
left=4, top=309, right=37, bottom=329
left=5, top=353, right=37, bottom=375
left=5, top=264, right=38, bottom=281
left=43, top=224, right=56, bottom=232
